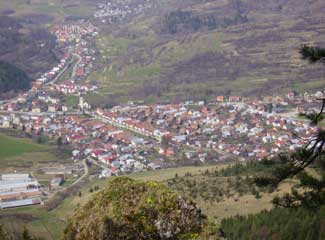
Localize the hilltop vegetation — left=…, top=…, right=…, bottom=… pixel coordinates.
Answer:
left=0, top=165, right=220, bottom=239
left=63, top=177, right=215, bottom=240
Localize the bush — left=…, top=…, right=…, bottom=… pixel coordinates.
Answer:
left=63, top=177, right=208, bottom=240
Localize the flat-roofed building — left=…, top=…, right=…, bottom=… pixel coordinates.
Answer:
left=0, top=198, right=42, bottom=209
left=1, top=174, right=30, bottom=181
left=0, top=180, right=39, bottom=193
left=0, top=189, right=42, bottom=201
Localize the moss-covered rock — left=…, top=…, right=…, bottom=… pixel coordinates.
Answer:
left=63, top=177, right=207, bottom=240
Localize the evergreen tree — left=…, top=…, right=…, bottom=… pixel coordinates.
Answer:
left=22, top=227, right=33, bottom=240
left=255, top=46, right=325, bottom=208
left=300, top=45, right=325, bottom=63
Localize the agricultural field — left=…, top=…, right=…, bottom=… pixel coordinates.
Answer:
left=87, top=29, right=225, bottom=105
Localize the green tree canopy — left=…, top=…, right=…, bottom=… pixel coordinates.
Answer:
left=63, top=177, right=208, bottom=240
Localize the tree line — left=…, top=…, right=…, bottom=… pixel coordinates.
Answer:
left=163, top=10, right=247, bottom=34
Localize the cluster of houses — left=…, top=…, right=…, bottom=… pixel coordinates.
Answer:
left=48, top=25, right=95, bottom=83
left=0, top=174, right=42, bottom=209
left=216, top=91, right=324, bottom=113
left=34, top=54, right=71, bottom=85
left=0, top=90, right=71, bottom=115
left=94, top=0, right=156, bottom=23
left=51, top=23, right=98, bottom=43
left=96, top=107, right=170, bottom=141
left=95, top=91, right=322, bottom=161
left=70, top=39, right=97, bottom=83
left=0, top=113, right=172, bottom=176
left=0, top=105, right=221, bottom=178
left=0, top=21, right=99, bottom=117
left=51, top=23, right=98, bottom=82
left=47, top=22, right=100, bottom=94
left=52, top=81, right=98, bottom=95
left=0, top=86, right=323, bottom=182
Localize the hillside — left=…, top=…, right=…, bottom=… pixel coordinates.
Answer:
left=0, top=15, right=59, bottom=95
left=221, top=206, right=325, bottom=240
left=0, top=0, right=323, bottom=104
left=87, top=0, right=325, bottom=104
left=0, top=61, right=31, bottom=97
left=0, top=164, right=293, bottom=239
left=0, top=15, right=59, bottom=77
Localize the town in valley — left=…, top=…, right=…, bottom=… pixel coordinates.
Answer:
left=0, top=1, right=324, bottom=239
left=0, top=20, right=323, bottom=209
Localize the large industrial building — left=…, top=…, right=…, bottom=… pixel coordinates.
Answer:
left=0, top=173, right=42, bottom=209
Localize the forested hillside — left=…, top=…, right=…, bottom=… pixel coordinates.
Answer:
left=221, top=206, right=325, bottom=240
left=0, top=16, right=58, bottom=78
left=0, top=15, right=58, bottom=96
left=0, top=61, right=31, bottom=96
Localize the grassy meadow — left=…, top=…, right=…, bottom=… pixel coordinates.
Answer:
left=0, top=131, right=71, bottom=175
left=0, top=133, right=49, bottom=159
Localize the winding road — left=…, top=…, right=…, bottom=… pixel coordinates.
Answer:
left=71, top=53, right=82, bottom=82
left=45, top=53, right=82, bottom=86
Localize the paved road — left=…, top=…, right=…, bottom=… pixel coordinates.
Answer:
left=45, top=53, right=81, bottom=86
left=45, top=57, right=73, bottom=86
left=71, top=53, right=82, bottom=82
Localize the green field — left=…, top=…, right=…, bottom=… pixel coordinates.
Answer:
left=0, top=133, right=49, bottom=159
left=0, top=132, right=71, bottom=175
left=62, top=95, right=79, bottom=108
